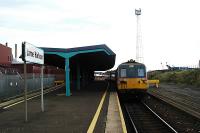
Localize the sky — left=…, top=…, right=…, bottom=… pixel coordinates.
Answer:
left=0, top=0, right=200, bottom=70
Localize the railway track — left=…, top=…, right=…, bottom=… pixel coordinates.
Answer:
left=148, top=88, right=200, bottom=119
left=0, top=83, right=65, bottom=109
left=124, top=101, right=177, bottom=133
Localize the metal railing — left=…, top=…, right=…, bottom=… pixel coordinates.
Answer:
left=0, top=73, right=55, bottom=101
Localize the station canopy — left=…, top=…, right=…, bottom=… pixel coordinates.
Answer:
left=41, top=44, right=116, bottom=71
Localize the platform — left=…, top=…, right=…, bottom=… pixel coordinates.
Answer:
left=105, top=92, right=127, bottom=133
left=0, top=81, right=126, bottom=133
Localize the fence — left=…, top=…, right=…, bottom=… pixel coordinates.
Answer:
left=0, top=73, right=55, bottom=101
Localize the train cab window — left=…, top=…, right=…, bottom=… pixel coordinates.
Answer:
left=120, top=69, right=127, bottom=77
left=138, top=69, right=145, bottom=77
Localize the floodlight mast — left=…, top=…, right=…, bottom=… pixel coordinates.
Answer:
left=135, top=8, right=143, bottom=63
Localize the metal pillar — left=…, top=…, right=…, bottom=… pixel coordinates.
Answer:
left=199, top=60, right=200, bottom=68
left=76, top=64, right=80, bottom=90
left=24, top=61, right=28, bottom=122
left=41, top=65, right=44, bottom=112
left=135, top=8, right=143, bottom=63
left=65, top=58, right=70, bottom=96
left=82, top=69, right=85, bottom=88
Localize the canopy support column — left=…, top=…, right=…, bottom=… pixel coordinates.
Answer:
left=77, top=63, right=80, bottom=90
left=65, top=58, right=70, bottom=96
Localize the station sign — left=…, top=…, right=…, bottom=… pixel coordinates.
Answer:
left=21, top=41, right=45, bottom=121
left=22, top=42, right=44, bottom=64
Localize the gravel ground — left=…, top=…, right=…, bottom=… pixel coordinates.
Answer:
left=148, top=83, right=200, bottom=118
left=155, top=83, right=200, bottom=102
left=143, top=83, right=200, bottom=133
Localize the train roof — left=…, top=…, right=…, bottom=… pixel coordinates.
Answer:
left=120, top=59, right=145, bottom=66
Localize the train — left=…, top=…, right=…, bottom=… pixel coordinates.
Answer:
left=116, top=59, right=148, bottom=94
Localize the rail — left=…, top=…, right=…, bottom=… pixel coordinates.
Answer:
left=124, top=105, right=138, bottom=133
left=0, top=83, right=65, bottom=109
left=124, top=101, right=178, bottom=133
left=148, top=90, right=200, bottom=119
left=142, top=102, right=178, bottom=133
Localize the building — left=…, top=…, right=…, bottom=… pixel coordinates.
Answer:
left=0, top=43, right=13, bottom=66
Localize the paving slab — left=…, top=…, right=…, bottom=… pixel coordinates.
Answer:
left=0, top=81, right=107, bottom=133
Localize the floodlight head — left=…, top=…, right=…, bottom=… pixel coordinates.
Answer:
left=135, top=8, right=141, bottom=15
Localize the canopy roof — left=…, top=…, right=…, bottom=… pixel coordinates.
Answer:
left=41, top=44, right=116, bottom=71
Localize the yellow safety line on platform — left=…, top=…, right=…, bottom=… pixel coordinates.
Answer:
left=87, top=89, right=107, bottom=133
left=116, top=93, right=127, bottom=133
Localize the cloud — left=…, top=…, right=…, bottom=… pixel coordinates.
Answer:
left=0, top=0, right=200, bottom=70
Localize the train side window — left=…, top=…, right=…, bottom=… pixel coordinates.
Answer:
left=138, top=69, right=144, bottom=77
left=120, top=69, right=126, bottom=77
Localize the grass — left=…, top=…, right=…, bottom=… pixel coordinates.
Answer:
left=148, top=69, right=200, bottom=87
